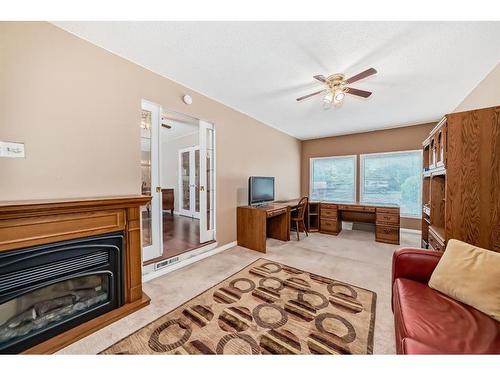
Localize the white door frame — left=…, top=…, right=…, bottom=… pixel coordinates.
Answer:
left=178, top=145, right=200, bottom=219
left=141, top=99, right=163, bottom=262
left=199, top=120, right=216, bottom=243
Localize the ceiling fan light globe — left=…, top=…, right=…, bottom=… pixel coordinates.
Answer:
left=334, top=91, right=345, bottom=103
left=323, top=91, right=334, bottom=104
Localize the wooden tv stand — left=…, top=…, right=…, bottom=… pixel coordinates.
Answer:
left=237, top=200, right=399, bottom=253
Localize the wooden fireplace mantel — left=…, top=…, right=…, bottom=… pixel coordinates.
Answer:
left=0, top=195, right=152, bottom=354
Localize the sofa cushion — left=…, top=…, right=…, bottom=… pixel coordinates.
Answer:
left=393, top=278, right=500, bottom=354
left=428, top=239, right=500, bottom=322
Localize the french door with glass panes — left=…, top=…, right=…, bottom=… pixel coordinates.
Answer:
left=140, top=102, right=216, bottom=265
left=140, top=100, right=162, bottom=262
left=176, top=121, right=216, bottom=244
left=178, top=146, right=200, bottom=219
left=199, top=120, right=216, bottom=243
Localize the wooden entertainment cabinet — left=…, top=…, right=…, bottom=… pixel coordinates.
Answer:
left=421, top=105, right=500, bottom=252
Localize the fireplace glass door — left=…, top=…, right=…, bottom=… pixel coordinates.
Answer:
left=0, top=274, right=111, bottom=352
left=0, top=233, right=123, bottom=353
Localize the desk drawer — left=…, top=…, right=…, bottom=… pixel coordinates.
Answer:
left=376, top=207, right=399, bottom=215
left=376, top=225, right=399, bottom=244
left=267, top=208, right=286, bottom=218
left=320, top=208, right=337, bottom=219
left=320, top=203, right=337, bottom=210
left=338, top=205, right=375, bottom=213
left=376, top=212, right=399, bottom=226
left=320, top=219, right=339, bottom=233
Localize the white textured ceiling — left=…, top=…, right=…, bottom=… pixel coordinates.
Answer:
left=54, top=22, right=500, bottom=140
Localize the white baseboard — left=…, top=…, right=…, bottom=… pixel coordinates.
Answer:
left=142, top=241, right=237, bottom=283
left=400, top=228, right=422, bottom=235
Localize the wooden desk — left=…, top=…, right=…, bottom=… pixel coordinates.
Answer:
left=237, top=200, right=400, bottom=253
left=317, top=201, right=400, bottom=245
left=237, top=204, right=290, bottom=253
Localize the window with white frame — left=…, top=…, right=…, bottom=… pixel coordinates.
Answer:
left=310, top=155, right=356, bottom=202
left=360, top=150, right=422, bottom=217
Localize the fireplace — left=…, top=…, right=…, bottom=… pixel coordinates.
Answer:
left=0, top=196, right=150, bottom=353
left=0, top=233, right=124, bottom=353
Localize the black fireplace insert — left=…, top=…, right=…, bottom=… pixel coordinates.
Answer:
left=0, top=233, right=124, bottom=353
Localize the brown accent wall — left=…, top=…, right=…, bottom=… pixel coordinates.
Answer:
left=301, top=123, right=435, bottom=230
left=0, top=22, right=301, bottom=247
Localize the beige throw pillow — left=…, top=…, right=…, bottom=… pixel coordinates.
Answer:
left=428, top=239, right=500, bottom=322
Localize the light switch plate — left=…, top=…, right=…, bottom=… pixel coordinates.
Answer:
left=0, top=141, right=25, bottom=158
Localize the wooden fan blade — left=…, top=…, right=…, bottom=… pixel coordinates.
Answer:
left=296, top=89, right=325, bottom=101
left=313, top=75, right=327, bottom=83
left=345, top=68, right=377, bottom=84
left=345, top=87, right=372, bottom=98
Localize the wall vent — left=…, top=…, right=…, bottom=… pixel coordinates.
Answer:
left=154, top=256, right=180, bottom=271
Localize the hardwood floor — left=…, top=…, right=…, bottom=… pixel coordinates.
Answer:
left=161, top=212, right=201, bottom=258
left=142, top=211, right=203, bottom=265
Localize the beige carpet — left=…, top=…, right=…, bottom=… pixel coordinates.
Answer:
left=101, top=258, right=376, bottom=354
left=58, top=230, right=420, bottom=354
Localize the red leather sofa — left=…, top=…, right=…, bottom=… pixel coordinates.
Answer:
left=392, top=248, right=500, bottom=354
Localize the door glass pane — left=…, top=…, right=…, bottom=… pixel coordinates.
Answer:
left=310, top=156, right=356, bottom=202
left=140, top=110, right=152, bottom=247
left=195, top=149, right=200, bottom=213
left=181, top=151, right=190, bottom=210
left=0, top=274, right=109, bottom=348
left=206, top=128, right=215, bottom=230
left=360, top=151, right=422, bottom=217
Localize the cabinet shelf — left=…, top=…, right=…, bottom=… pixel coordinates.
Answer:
left=422, top=117, right=447, bottom=250
left=429, top=225, right=445, bottom=243
left=422, top=166, right=446, bottom=177
left=307, top=202, right=320, bottom=232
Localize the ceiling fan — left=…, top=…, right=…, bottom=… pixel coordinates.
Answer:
left=296, top=68, right=377, bottom=108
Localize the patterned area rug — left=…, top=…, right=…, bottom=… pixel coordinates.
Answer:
left=102, top=258, right=376, bottom=354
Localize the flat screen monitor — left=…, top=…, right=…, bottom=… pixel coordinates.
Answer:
left=248, top=176, right=275, bottom=205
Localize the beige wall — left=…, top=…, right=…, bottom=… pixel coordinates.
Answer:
left=454, top=63, right=500, bottom=112
left=301, top=123, right=435, bottom=230
left=0, top=22, right=301, bottom=247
